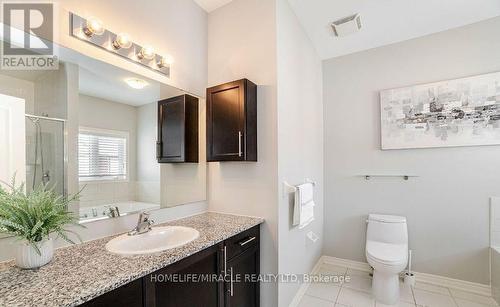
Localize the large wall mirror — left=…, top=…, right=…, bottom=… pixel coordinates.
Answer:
left=0, top=40, right=206, bottom=224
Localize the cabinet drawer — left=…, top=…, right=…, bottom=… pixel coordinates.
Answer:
left=225, top=226, right=259, bottom=260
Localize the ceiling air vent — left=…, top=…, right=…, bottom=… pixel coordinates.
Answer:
left=331, top=14, right=362, bottom=37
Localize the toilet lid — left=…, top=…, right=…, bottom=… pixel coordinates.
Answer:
left=366, top=240, right=408, bottom=265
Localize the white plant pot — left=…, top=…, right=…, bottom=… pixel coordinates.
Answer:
left=15, top=238, right=54, bottom=269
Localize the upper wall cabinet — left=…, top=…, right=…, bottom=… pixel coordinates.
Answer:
left=206, top=79, right=257, bottom=162
left=157, top=94, right=199, bottom=163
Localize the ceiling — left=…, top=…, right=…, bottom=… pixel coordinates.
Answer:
left=194, top=0, right=233, bottom=12
left=77, top=61, right=161, bottom=107
left=288, top=0, right=500, bottom=60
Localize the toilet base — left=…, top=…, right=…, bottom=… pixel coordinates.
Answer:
left=372, top=270, right=400, bottom=305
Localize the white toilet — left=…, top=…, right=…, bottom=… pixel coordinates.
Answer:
left=366, top=214, right=408, bottom=305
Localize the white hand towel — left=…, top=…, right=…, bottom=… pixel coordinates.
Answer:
left=299, top=201, right=315, bottom=229
left=293, top=182, right=315, bottom=228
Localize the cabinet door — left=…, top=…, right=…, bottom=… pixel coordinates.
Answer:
left=158, top=96, right=185, bottom=162
left=207, top=80, right=245, bottom=161
left=144, top=244, right=223, bottom=307
left=79, top=278, right=143, bottom=307
left=225, top=245, right=260, bottom=307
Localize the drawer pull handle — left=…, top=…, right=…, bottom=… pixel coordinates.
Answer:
left=238, top=131, right=243, bottom=157
left=239, top=236, right=256, bottom=246
left=230, top=267, right=234, bottom=296
left=224, top=245, right=227, bottom=275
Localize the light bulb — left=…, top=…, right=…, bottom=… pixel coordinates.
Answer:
left=112, top=33, right=132, bottom=50
left=83, top=17, right=104, bottom=37
left=157, top=55, right=174, bottom=68
left=137, top=45, right=155, bottom=60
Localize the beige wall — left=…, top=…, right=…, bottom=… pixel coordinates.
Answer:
left=323, top=17, right=500, bottom=284
left=207, top=0, right=279, bottom=306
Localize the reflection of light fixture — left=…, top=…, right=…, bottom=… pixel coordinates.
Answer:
left=137, top=46, right=155, bottom=60
left=125, top=78, right=148, bottom=89
left=112, top=33, right=132, bottom=49
left=83, top=17, right=104, bottom=37
left=157, top=55, right=174, bottom=68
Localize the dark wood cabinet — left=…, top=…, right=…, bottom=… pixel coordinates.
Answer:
left=157, top=94, right=199, bottom=163
left=144, top=244, right=222, bottom=307
left=224, top=228, right=260, bottom=307
left=79, top=279, right=143, bottom=307
left=206, top=79, right=257, bottom=162
left=78, top=226, right=260, bottom=307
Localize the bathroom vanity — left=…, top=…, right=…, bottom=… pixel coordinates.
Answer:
left=0, top=213, right=263, bottom=307
left=83, top=225, right=260, bottom=307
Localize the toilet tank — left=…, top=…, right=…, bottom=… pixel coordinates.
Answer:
left=366, top=214, right=408, bottom=244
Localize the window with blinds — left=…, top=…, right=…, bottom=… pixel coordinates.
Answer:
left=78, top=128, right=128, bottom=181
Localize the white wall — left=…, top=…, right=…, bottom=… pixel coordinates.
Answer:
left=207, top=0, right=279, bottom=306
left=0, top=94, right=26, bottom=188
left=136, top=102, right=161, bottom=204
left=0, top=74, right=34, bottom=114
left=34, top=66, right=68, bottom=119
left=323, top=17, right=500, bottom=284
left=78, top=94, right=138, bottom=207
left=276, top=0, right=324, bottom=306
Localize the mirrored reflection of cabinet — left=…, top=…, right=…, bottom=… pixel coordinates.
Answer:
left=157, top=94, right=199, bottom=163
left=206, top=79, right=257, bottom=162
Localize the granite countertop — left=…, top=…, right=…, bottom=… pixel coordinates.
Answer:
left=0, top=212, right=263, bottom=307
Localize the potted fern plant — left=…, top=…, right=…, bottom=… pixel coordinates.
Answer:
left=0, top=178, right=83, bottom=269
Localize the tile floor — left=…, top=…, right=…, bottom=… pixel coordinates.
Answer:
left=297, top=263, right=499, bottom=307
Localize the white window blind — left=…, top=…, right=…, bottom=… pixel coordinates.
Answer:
left=78, top=128, right=128, bottom=181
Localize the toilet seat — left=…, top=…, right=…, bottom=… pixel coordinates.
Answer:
left=366, top=240, right=407, bottom=266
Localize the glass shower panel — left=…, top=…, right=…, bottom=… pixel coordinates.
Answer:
left=25, top=116, right=65, bottom=196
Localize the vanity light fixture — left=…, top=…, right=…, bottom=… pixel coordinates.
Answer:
left=70, top=13, right=171, bottom=77
left=83, top=17, right=104, bottom=37
left=125, top=78, right=148, bottom=89
left=112, top=33, right=132, bottom=50
left=137, top=46, right=155, bottom=60
left=157, top=55, right=174, bottom=68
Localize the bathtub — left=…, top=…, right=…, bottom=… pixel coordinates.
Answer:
left=79, top=201, right=160, bottom=222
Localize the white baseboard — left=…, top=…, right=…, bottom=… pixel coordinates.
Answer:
left=321, top=255, right=492, bottom=297
left=288, top=257, right=323, bottom=307
left=413, top=271, right=492, bottom=297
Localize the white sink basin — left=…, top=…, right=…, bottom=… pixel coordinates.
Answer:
left=105, top=226, right=200, bottom=255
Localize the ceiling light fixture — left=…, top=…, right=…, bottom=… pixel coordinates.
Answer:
left=112, top=33, right=132, bottom=50
left=125, top=78, right=148, bottom=89
left=83, top=17, right=104, bottom=37
left=137, top=46, right=155, bottom=60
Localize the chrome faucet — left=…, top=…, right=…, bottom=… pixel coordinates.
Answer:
left=128, top=212, right=154, bottom=236
left=108, top=206, right=120, bottom=218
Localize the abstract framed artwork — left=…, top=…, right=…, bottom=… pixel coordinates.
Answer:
left=380, top=72, right=500, bottom=149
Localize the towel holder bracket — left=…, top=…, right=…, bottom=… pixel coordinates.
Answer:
left=282, top=178, right=316, bottom=198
